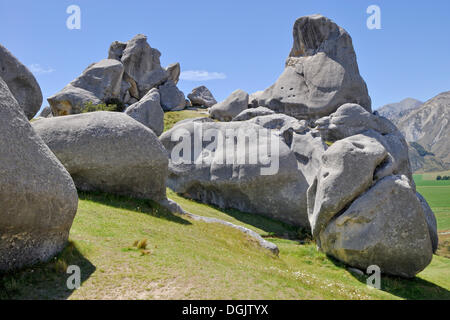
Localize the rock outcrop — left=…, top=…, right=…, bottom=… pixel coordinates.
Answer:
left=125, top=88, right=164, bottom=136
left=209, top=89, right=249, bottom=121
left=307, top=104, right=437, bottom=278
left=254, top=15, right=371, bottom=120
left=32, top=112, right=168, bottom=202
left=0, top=44, right=43, bottom=119
left=187, top=86, right=217, bottom=108
left=48, top=59, right=124, bottom=115
left=49, top=34, right=186, bottom=115
left=0, top=76, right=78, bottom=271
left=160, top=119, right=310, bottom=226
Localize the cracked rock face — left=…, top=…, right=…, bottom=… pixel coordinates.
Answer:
left=0, top=76, right=78, bottom=271
left=255, top=15, right=371, bottom=120
left=307, top=104, right=437, bottom=278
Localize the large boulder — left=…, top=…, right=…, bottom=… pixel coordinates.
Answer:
left=159, top=80, right=186, bottom=111
left=319, top=175, right=433, bottom=278
left=209, top=89, right=249, bottom=121
left=308, top=133, right=389, bottom=238
left=125, top=88, right=164, bottom=136
left=187, top=86, right=217, bottom=108
left=48, top=59, right=124, bottom=115
left=255, top=15, right=371, bottom=120
left=247, top=113, right=326, bottom=185
left=0, top=44, right=43, bottom=119
left=160, top=120, right=310, bottom=226
left=307, top=104, right=437, bottom=277
left=32, top=112, right=168, bottom=202
left=166, top=63, right=181, bottom=85
left=0, top=76, right=78, bottom=271
left=111, top=34, right=169, bottom=99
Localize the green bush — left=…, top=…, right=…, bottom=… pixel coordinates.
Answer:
left=81, top=99, right=125, bottom=114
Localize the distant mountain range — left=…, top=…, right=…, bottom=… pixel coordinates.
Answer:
left=377, top=98, right=424, bottom=125
left=377, top=92, right=450, bottom=172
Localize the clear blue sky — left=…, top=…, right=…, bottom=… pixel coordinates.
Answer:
left=1, top=0, right=449, bottom=113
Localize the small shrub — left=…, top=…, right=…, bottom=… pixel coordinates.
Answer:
left=137, top=239, right=148, bottom=250
left=132, top=240, right=139, bottom=247
left=81, top=99, right=125, bottom=114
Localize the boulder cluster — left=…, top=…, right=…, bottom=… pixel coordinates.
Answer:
left=0, top=14, right=438, bottom=278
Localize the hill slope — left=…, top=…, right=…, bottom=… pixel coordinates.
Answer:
left=1, top=190, right=449, bottom=300
left=397, top=92, right=450, bottom=172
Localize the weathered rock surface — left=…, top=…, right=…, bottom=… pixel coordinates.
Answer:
left=308, top=134, right=388, bottom=238
left=187, top=86, right=217, bottom=108
left=160, top=120, right=310, bottom=226
left=32, top=112, right=168, bottom=201
left=0, top=44, right=43, bottom=119
left=319, top=175, right=433, bottom=278
left=48, top=59, right=124, bottom=115
left=255, top=15, right=371, bottom=120
left=125, top=88, right=164, bottom=136
left=232, top=107, right=275, bottom=121
left=159, top=80, right=186, bottom=111
left=307, top=104, right=437, bottom=277
left=209, top=89, right=249, bottom=121
left=0, top=77, right=78, bottom=271
left=118, top=34, right=169, bottom=98
left=166, top=63, right=181, bottom=85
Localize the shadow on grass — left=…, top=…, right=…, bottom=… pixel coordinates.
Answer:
left=0, top=241, right=95, bottom=300
left=327, top=255, right=450, bottom=300
left=78, top=191, right=191, bottom=225
left=174, top=192, right=302, bottom=239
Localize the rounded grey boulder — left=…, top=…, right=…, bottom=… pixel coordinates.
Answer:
left=0, top=77, right=78, bottom=271
left=32, top=111, right=168, bottom=202
left=187, top=86, right=218, bottom=108
left=160, top=120, right=310, bottom=227
left=0, top=44, right=43, bottom=120
left=209, top=89, right=249, bottom=121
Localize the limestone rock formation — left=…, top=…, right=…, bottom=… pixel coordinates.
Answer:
left=125, top=88, right=164, bottom=136
left=48, top=59, right=124, bottom=115
left=0, top=76, right=78, bottom=271
left=0, top=44, right=43, bottom=119
left=32, top=112, right=168, bottom=201
left=254, top=15, right=371, bottom=120
left=307, top=104, right=437, bottom=278
left=209, top=89, right=249, bottom=121
left=160, top=120, right=310, bottom=226
left=187, top=86, right=217, bottom=108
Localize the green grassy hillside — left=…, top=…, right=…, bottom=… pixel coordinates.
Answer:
left=1, top=189, right=449, bottom=300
